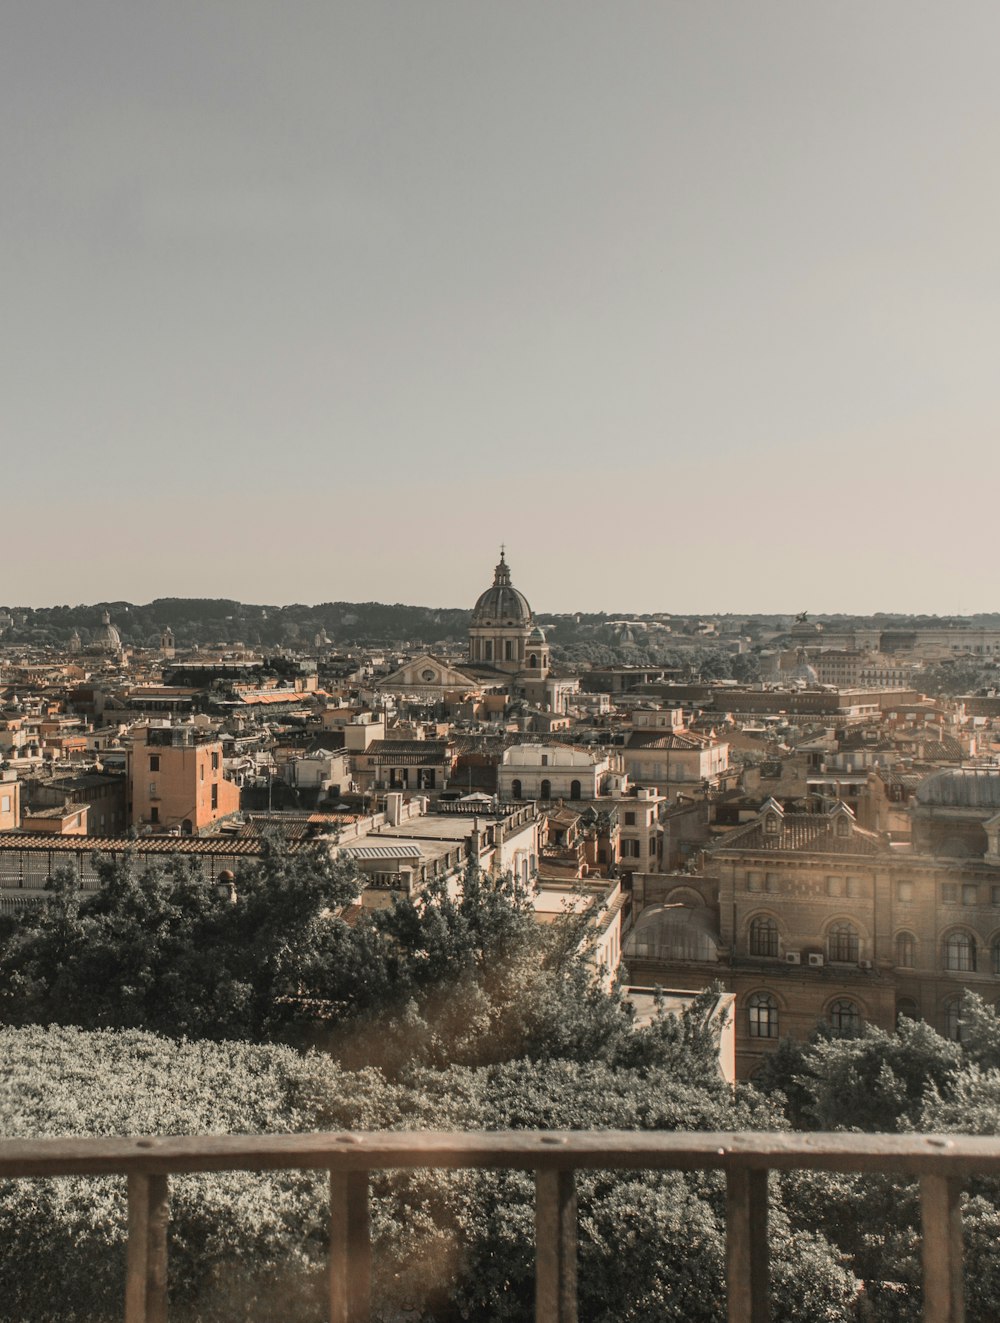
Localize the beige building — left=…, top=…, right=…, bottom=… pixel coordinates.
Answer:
left=498, top=743, right=619, bottom=802
left=623, top=727, right=729, bottom=792
left=626, top=782, right=1000, bottom=1078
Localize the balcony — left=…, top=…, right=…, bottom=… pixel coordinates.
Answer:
left=0, top=1128, right=980, bottom=1322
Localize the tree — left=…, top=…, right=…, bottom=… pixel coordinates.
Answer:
left=0, top=1025, right=859, bottom=1323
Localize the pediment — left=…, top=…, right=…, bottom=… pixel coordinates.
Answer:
left=379, top=654, right=478, bottom=689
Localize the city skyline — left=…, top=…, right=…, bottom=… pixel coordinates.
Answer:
left=4, top=2, right=1000, bottom=613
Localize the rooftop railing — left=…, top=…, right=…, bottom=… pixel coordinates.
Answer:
left=0, top=1128, right=982, bottom=1323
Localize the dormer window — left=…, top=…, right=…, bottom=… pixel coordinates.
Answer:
left=764, top=813, right=779, bottom=835
left=836, top=816, right=850, bottom=837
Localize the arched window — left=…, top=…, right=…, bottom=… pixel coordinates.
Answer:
left=943, top=931, right=976, bottom=972
left=895, top=931, right=916, bottom=968
left=570, top=780, right=582, bottom=800
left=511, top=779, right=522, bottom=801
left=529, top=653, right=538, bottom=668
left=945, top=996, right=964, bottom=1042
left=540, top=779, right=551, bottom=800
left=992, top=938, right=1000, bottom=976
left=829, top=1000, right=861, bottom=1034
left=896, top=998, right=919, bottom=1026
left=828, top=921, right=859, bottom=964
left=747, top=992, right=778, bottom=1039
left=748, top=916, right=779, bottom=958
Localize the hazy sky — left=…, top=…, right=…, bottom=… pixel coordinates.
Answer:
left=4, top=2, right=999, bottom=616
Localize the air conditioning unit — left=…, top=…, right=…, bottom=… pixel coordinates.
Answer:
left=858, top=959, right=873, bottom=970
left=784, top=951, right=802, bottom=965
left=807, top=952, right=825, bottom=968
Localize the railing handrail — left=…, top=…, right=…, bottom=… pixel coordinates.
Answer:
left=0, top=1129, right=977, bottom=1323
left=0, top=1127, right=991, bottom=1178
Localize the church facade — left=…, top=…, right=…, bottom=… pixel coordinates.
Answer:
left=378, top=551, right=577, bottom=712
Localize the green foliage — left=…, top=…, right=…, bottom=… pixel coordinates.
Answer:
left=0, top=852, right=735, bottom=1088
left=0, top=845, right=361, bottom=1042
left=0, top=1026, right=859, bottom=1323
left=792, top=1019, right=961, bottom=1133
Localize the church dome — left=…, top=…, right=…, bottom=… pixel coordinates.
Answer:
left=94, top=609, right=122, bottom=652
left=529, top=624, right=546, bottom=643
left=471, top=551, right=532, bottom=626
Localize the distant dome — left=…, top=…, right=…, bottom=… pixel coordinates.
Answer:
left=471, top=551, right=532, bottom=626
left=94, top=610, right=122, bottom=653
left=916, top=768, right=1000, bottom=810
left=529, top=624, right=546, bottom=643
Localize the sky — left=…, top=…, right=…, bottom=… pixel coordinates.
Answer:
left=3, top=2, right=999, bottom=616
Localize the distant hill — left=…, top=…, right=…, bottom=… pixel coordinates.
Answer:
left=0, top=598, right=473, bottom=650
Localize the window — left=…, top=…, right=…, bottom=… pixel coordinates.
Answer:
left=211, top=785, right=218, bottom=810
left=746, top=871, right=762, bottom=892
left=212, top=752, right=220, bottom=772
left=540, top=780, right=551, bottom=800
left=505, top=640, right=514, bottom=661
left=149, top=755, right=160, bottom=772
left=541, top=755, right=549, bottom=767
left=896, top=880, right=914, bottom=903
left=945, top=996, right=964, bottom=1042
left=764, top=873, right=777, bottom=893
left=624, top=812, right=636, bottom=826
left=648, top=836, right=657, bottom=857
left=896, top=998, right=919, bottom=1026
left=828, top=922, right=859, bottom=963
left=992, top=939, right=1000, bottom=976
left=992, top=886, right=1000, bottom=906
left=747, top=992, right=778, bottom=1039
left=621, top=839, right=641, bottom=858
left=150, top=807, right=159, bottom=825
left=836, top=816, right=850, bottom=837
left=749, top=916, right=779, bottom=958
left=963, top=884, right=979, bottom=906
left=942, top=883, right=958, bottom=904
left=0, top=796, right=9, bottom=813
left=764, top=812, right=779, bottom=835
left=847, top=877, right=863, bottom=899
left=895, top=931, right=916, bottom=968
left=829, top=1000, right=861, bottom=1034
left=511, top=779, right=522, bottom=800
left=826, top=876, right=844, bottom=897
left=570, top=780, right=582, bottom=800
left=943, top=931, right=976, bottom=972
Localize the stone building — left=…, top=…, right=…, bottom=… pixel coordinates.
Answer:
left=625, top=781, right=1000, bottom=1078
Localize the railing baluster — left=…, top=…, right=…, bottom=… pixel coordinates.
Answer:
left=726, top=1168, right=769, bottom=1323
left=329, top=1170, right=371, bottom=1323
left=126, top=1173, right=169, bottom=1323
left=920, top=1174, right=964, bottom=1323
left=535, top=1168, right=577, bottom=1323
